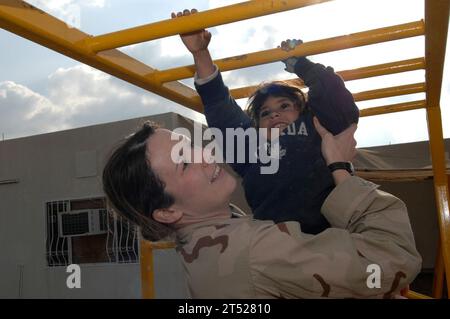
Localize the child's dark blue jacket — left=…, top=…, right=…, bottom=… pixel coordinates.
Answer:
left=195, top=57, right=359, bottom=234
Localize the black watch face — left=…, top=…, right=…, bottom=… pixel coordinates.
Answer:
left=329, top=162, right=354, bottom=174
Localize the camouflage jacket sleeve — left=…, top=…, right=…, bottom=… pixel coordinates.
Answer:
left=249, top=176, right=422, bottom=298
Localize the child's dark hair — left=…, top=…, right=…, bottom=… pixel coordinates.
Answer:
left=102, top=121, right=175, bottom=241
left=246, top=80, right=307, bottom=127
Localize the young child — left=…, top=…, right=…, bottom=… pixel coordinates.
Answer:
left=173, top=9, right=359, bottom=234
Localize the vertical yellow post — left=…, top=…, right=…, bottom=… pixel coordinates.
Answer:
left=140, top=240, right=155, bottom=299
left=424, top=0, right=450, bottom=297
left=432, top=241, right=445, bottom=298
left=425, top=107, right=450, bottom=297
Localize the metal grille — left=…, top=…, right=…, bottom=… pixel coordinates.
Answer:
left=46, top=201, right=70, bottom=267
left=46, top=198, right=139, bottom=266
left=99, top=209, right=107, bottom=231
left=105, top=212, right=139, bottom=263
left=60, top=212, right=89, bottom=236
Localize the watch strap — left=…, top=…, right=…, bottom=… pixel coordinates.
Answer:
left=328, top=162, right=354, bottom=175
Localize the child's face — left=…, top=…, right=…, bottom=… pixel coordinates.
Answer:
left=258, top=96, right=301, bottom=132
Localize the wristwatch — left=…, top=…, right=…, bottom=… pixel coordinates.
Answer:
left=328, top=162, right=355, bottom=175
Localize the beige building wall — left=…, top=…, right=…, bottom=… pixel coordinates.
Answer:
left=0, top=113, right=195, bottom=298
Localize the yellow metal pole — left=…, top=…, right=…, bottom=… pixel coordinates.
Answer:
left=353, top=83, right=425, bottom=102
left=82, top=0, right=332, bottom=52
left=151, top=21, right=425, bottom=83
left=424, top=0, right=450, bottom=296
left=425, top=0, right=450, bottom=108
left=140, top=240, right=155, bottom=299
left=148, top=241, right=176, bottom=249
left=426, top=107, right=450, bottom=296
left=193, top=84, right=426, bottom=109
left=337, top=58, right=425, bottom=82
left=0, top=0, right=202, bottom=111
left=359, top=100, right=426, bottom=117
left=405, top=290, right=434, bottom=299
left=223, top=58, right=426, bottom=101
left=432, top=241, right=445, bottom=298
left=191, top=96, right=425, bottom=119
left=139, top=241, right=176, bottom=299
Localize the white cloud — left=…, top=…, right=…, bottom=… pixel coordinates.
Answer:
left=0, top=81, right=64, bottom=139
left=26, top=0, right=106, bottom=28
left=122, top=39, right=195, bottom=70
left=0, top=65, right=205, bottom=140
left=27, top=0, right=106, bottom=11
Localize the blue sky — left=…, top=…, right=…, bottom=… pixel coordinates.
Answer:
left=1, top=0, right=449, bottom=147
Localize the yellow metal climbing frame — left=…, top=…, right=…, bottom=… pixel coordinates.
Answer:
left=1, top=0, right=449, bottom=299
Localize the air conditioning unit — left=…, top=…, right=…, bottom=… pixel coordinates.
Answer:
left=58, top=209, right=107, bottom=237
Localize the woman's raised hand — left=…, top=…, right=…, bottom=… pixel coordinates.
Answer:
left=313, top=117, right=357, bottom=166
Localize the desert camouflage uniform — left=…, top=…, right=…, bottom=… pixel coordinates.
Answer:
left=175, top=176, right=422, bottom=298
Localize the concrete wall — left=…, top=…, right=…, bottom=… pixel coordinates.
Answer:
left=0, top=113, right=189, bottom=298
left=378, top=180, right=440, bottom=270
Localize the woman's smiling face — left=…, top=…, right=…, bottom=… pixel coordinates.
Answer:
left=146, top=129, right=237, bottom=217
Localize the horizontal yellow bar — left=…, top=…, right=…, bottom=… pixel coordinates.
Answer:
left=405, top=290, right=433, bottom=299
left=150, top=241, right=176, bottom=249
left=224, top=58, right=425, bottom=101
left=353, top=83, right=426, bottom=102
left=0, top=0, right=201, bottom=111
left=83, top=0, right=332, bottom=52
left=191, top=96, right=425, bottom=120
left=359, top=100, right=426, bottom=117
left=338, top=57, right=425, bottom=82
left=193, top=83, right=426, bottom=107
left=151, top=20, right=425, bottom=83
left=356, top=169, right=448, bottom=183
